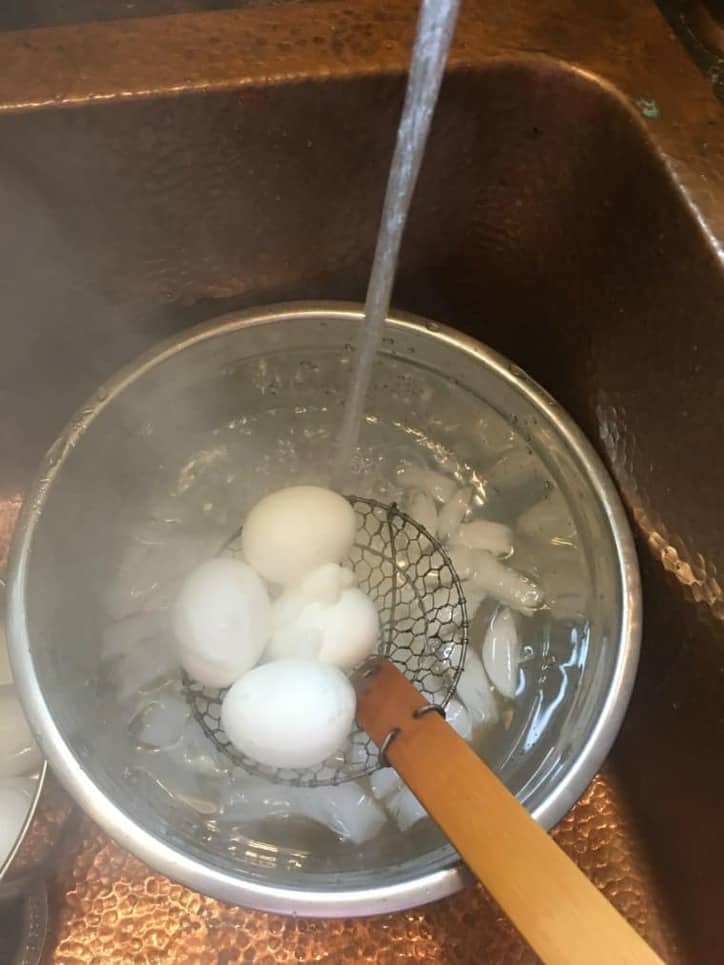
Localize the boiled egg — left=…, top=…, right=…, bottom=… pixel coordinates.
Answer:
left=268, top=587, right=379, bottom=671
left=172, top=558, right=271, bottom=688
left=221, top=658, right=356, bottom=769
left=271, top=562, right=355, bottom=632
left=241, top=486, right=356, bottom=586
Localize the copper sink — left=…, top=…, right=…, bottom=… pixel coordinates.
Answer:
left=0, top=0, right=722, bottom=961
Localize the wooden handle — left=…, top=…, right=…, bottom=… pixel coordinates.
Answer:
left=355, top=658, right=662, bottom=965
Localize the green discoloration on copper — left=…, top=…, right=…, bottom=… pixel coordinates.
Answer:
left=636, top=97, right=660, bottom=118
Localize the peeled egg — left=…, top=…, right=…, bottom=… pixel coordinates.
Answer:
left=0, top=687, right=42, bottom=778
left=268, top=603, right=324, bottom=660
left=297, top=562, right=356, bottom=604
left=221, top=658, right=356, bottom=769
left=272, top=562, right=355, bottom=632
left=268, top=588, right=379, bottom=670
left=241, top=486, right=356, bottom=585
left=172, top=558, right=271, bottom=688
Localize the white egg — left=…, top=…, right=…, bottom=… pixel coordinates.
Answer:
left=0, top=778, right=35, bottom=867
left=317, top=590, right=379, bottom=668
left=241, top=486, right=356, bottom=585
left=221, top=658, right=356, bottom=769
left=0, top=687, right=42, bottom=779
left=172, top=558, right=271, bottom=688
left=297, top=562, right=355, bottom=605
left=271, top=562, right=355, bottom=633
left=268, top=602, right=324, bottom=660
left=268, top=588, right=379, bottom=670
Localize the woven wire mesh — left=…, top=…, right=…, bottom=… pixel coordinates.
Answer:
left=182, top=495, right=468, bottom=786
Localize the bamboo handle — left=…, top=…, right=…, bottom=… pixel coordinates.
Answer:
left=355, top=658, right=662, bottom=965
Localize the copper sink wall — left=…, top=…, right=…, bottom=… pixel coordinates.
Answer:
left=0, top=1, right=722, bottom=962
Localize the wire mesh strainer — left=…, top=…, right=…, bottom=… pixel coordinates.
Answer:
left=182, top=495, right=468, bottom=786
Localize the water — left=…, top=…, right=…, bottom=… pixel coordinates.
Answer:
left=90, top=0, right=597, bottom=868
left=332, top=0, right=462, bottom=485
left=101, top=389, right=591, bottom=862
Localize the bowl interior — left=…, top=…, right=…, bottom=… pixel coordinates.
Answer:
left=12, top=306, right=634, bottom=900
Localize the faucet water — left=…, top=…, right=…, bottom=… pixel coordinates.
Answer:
left=332, top=0, right=462, bottom=487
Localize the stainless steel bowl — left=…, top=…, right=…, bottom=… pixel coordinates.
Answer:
left=6, top=302, right=641, bottom=916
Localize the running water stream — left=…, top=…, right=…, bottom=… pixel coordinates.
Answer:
left=331, top=0, right=462, bottom=487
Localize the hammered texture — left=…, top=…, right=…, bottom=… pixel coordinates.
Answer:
left=9, top=772, right=75, bottom=881
left=0, top=0, right=722, bottom=962
left=46, top=772, right=672, bottom=964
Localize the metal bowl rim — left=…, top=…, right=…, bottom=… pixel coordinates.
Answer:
left=0, top=760, right=47, bottom=887
left=5, top=300, right=642, bottom=916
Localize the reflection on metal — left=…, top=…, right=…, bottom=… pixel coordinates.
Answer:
left=0, top=0, right=722, bottom=961
left=13, top=881, right=48, bottom=965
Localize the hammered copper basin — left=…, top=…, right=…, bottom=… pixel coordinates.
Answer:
left=0, top=0, right=722, bottom=958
